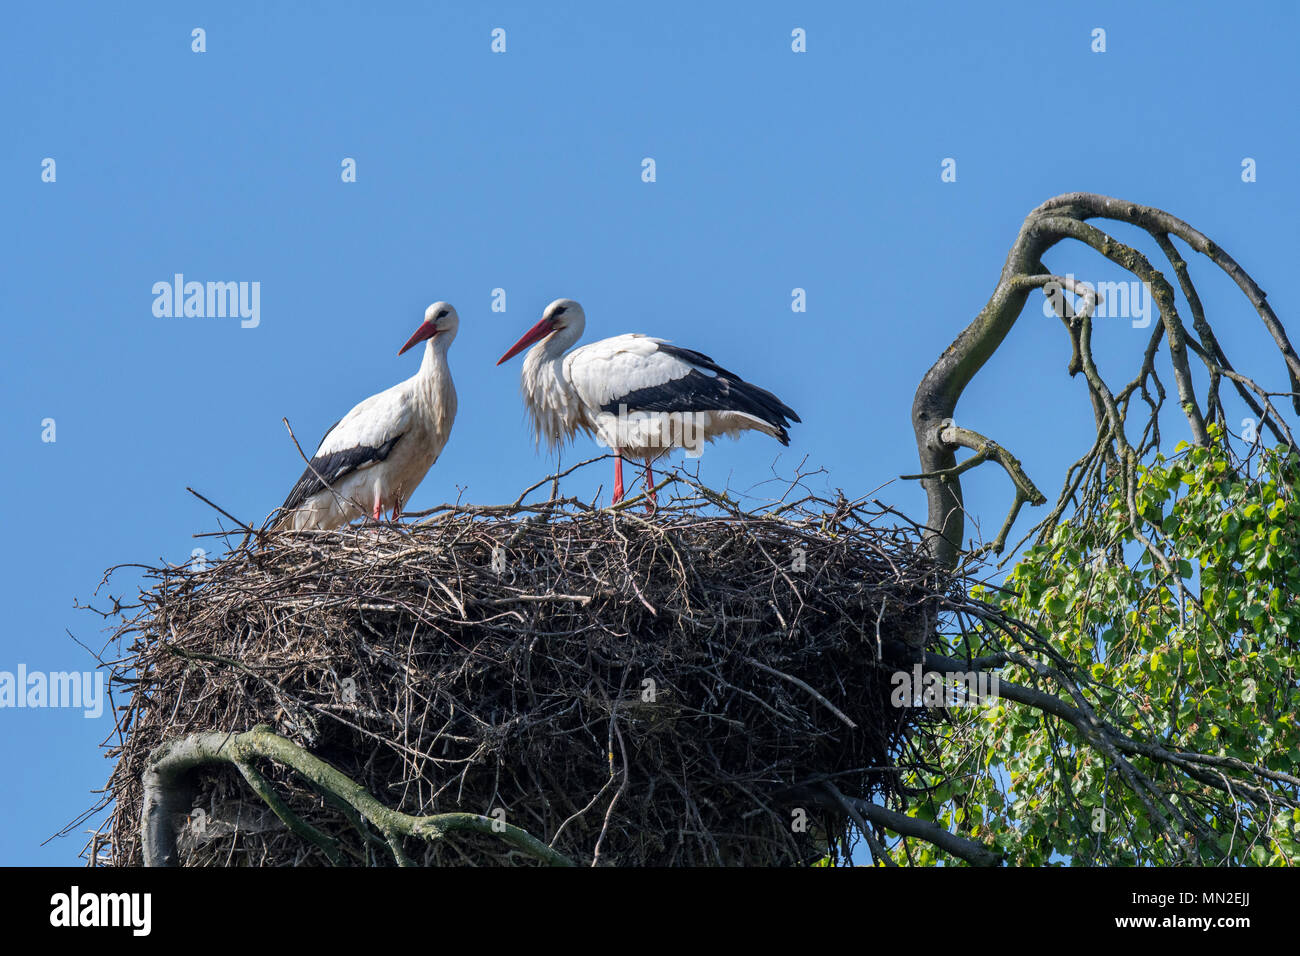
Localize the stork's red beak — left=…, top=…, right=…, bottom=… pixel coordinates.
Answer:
left=398, top=321, right=438, bottom=356
left=496, top=317, right=555, bottom=365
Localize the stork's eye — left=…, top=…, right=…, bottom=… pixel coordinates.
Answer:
left=436, top=309, right=449, bottom=320
left=553, top=306, right=568, bottom=317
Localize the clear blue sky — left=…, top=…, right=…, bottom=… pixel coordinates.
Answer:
left=2, top=1, right=1296, bottom=864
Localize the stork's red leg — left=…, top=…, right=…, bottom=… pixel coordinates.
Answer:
left=613, top=450, right=625, bottom=504
left=392, top=496, right=403, bottom=522
left=372, top=490, right=383, bottom=523
left=644, top=458, right=657, bottom=511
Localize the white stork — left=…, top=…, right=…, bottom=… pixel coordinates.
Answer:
left=496, top=298, right=799, bottom=505
left=276, top=302, right=460, bottom=531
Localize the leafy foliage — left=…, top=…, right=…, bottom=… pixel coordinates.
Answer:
left=898, top=428, right=1300, bottom=865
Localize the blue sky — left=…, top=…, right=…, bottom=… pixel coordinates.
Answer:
left=2, top=1, right=1296, bottom=864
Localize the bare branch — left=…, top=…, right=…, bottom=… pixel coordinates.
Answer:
left=141, top=725, right=574, bottom=867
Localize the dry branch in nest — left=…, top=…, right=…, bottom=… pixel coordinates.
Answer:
left=94, top=471, right=986, bottom=867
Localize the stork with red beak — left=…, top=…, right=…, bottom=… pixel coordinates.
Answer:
left=276, top=302, right=459, bottom=531
left=496, top=298, right=799, bottom=505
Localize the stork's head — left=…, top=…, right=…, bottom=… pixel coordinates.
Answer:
left=399, top=302, right=459, bottom=355
left=496, top=298, right=584, bottom=365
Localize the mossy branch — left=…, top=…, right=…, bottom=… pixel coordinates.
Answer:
left=902, top=422, right=1046, bottom=557
left=910, top=192, right=1294, bottom=569
left=140, top=725, right=574, bottom=867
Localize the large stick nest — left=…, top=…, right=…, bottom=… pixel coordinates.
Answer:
left=96, top=472, right=964, bottom=866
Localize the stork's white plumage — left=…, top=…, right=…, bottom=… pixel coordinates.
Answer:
left=496, top=298, right=799, bottom=505
left=276, top=302, right=459, bottom=531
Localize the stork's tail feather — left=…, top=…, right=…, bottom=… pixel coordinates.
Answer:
left=652, top=344, right=799, bottom=443
left=724, top=377, right=800, bottom=444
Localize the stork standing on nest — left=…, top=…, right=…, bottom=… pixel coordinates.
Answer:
left=496, top=298, right=799, bottom=506
left=276, top=302, right=460, bottom=530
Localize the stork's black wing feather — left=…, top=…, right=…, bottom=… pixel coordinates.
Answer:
left=601, top=343, right=801, bottom=444
left=279, top=419, right=403, bottom=513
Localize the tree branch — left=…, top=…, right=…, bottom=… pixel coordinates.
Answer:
left=910, top=193, right=1293, bottom=568
left=141, top=725, right=574, bottom=867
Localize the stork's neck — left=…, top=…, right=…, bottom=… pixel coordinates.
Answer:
left=520, top=323, right=584, bottom=449
left=521, top=322, right=578, bottom=391
left=418, top=336, right=450, bottom=377
left=525, top=320, right=582, bottom=367
left=412, top=336, right=456, bottom=422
